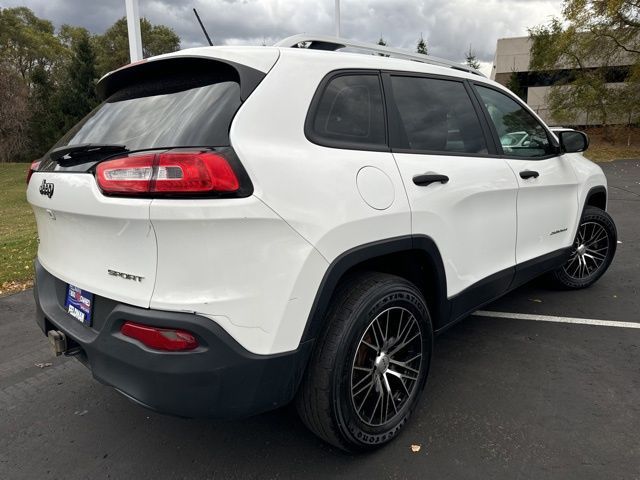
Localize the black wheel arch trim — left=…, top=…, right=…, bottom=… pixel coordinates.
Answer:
left=300, top=235, right=449, bottom=342
left=301, top=237, right=574, bottom=343
left=583, top=185, right=608, bottom=213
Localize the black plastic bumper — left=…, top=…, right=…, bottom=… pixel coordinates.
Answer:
left=33, top=260, right=313, bottom=419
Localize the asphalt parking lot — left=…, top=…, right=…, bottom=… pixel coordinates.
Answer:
left=1, top=160, right=639, bottom=480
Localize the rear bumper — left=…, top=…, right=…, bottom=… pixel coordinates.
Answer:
left=33, top=260, right=313, bottom=418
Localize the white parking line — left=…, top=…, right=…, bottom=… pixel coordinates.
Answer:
left=473, top=310, right=640, bottom=329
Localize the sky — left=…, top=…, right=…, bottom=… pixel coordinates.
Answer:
left=1, top=0, right=563, bottom=76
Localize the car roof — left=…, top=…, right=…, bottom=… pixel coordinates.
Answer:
left=102, top=44, right=507, bottom=94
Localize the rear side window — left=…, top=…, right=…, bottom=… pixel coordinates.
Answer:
left=390, top=76, right=488, bottom=154
left=475, top=85, right=554, bottom=158
left=307, top=74, right=386, bottom=149
left=52, top=63, right=242, bottom=152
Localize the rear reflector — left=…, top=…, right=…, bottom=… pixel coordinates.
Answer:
left=96, top=150, right=240, bottom=197
left=27, top=160, right=41, bottom=185
left=121, top=321, right=199, bottom=351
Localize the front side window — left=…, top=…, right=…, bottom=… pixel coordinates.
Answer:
left=475, top=85, right=554, bottom=158
left=390, top=76, right=488, bottom=154
left=309, top=74, right=386, bottom=148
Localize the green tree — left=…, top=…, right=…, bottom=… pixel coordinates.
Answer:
left=506, top=71, right=527, bottom=100
left=416, top=34, right=428, bottom=55
left=94, top=17, right=180, bottom=76
left=56, top=31, right=98, bottom=133
left=529, top=1, right=640, bottom=126
left=26, top=65, right=59, bottom=159
left=547, top=71, right=615, bottom=125
left=0, top=7, right=64, bottom=84
left=58, top=24, right=91, bottom=50
left=465, top=44, right=481, bottom=70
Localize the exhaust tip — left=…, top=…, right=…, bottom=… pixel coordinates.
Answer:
left=47, top=330, right=67, bottom=356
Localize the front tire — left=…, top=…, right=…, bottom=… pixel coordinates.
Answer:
left=549, top=206, right=617, bottom=289
left=296, top=272, right=433, bottom=452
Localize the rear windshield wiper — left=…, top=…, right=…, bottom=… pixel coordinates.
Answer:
left=49, top=143, right=128, bottom=163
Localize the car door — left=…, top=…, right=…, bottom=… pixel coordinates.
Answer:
left=472, top=85, right=580, bottom=265
left=383, top=73, right=519, bottom=308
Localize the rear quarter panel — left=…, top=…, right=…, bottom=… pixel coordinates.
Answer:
left=230, top=49, right=412, bottom=262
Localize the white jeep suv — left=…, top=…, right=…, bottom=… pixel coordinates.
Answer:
left=27, top=35, right=617, bottom=451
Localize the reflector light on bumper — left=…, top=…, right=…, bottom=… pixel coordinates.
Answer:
left=121, top=321, right=199, bottom=351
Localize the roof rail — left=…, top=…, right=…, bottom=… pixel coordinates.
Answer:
left=274, top=34, right=485, bottom=77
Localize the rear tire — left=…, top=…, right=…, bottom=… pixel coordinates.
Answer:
left=296, top=272, right=433, bottom=452
left=549, top=206, right=617, bottom=289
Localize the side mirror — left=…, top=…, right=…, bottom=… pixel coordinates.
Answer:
left=558, top=130, right=589, bottom=153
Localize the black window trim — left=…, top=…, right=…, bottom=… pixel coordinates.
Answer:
left=381, top=70, right=500, bottom=158
left=304, top=68, right=562, bottom=161
left=469, top=81, right=561, bottom=161
left=304, top=69, right=390, bottom=152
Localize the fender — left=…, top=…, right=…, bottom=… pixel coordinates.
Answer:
left=300, top=235, right=449, bottom=342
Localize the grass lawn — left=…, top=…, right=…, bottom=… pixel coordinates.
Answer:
left=584, top=144, right=640, bottom=162
left=0, top=163, right=37, bottom=296
left=583, top=126, right=640, bottom=162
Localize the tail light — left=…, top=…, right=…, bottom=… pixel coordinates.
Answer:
left=96, top=149, right=248, bottom=197
left=26, top=160, right=41, bottom=185
left=121, top=321, right=199, bottom=351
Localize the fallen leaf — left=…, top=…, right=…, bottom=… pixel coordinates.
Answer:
left=411, top=444, right=421, bottom=453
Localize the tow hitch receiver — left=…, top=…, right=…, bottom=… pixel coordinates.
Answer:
left=48, top=330, right=67, bottom=356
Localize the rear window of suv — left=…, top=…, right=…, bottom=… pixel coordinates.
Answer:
left=51, top=62, right=242, bottom=152
left=307, top=73, right=386, bottom=150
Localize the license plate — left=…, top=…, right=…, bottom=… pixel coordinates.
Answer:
left=65, top=284, right=94, bottom=326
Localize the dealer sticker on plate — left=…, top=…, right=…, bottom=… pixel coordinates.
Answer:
left=65, top=284, right=93, bottom=326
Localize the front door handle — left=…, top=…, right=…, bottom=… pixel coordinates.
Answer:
left=520, top=170, right=539, bottom=180
left=413, top=173, right=449, bottom=186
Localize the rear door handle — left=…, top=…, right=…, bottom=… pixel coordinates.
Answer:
left=413, top=173, right=449, bottom=186
left=520, top=170, right=539, bottom=180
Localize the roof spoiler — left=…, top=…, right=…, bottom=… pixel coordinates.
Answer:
left=96, top=56, right=265, bottom=101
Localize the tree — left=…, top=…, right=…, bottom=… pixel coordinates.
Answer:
left=0, top=62, right=30, bottom=162
left=416, top=34, right=428, bottom=55
left=465, top=44, right=480, bottom=70
left=547, top=71, right=615, bottom=125
left=94, top=17, right=180, bottom=76
left=0, top=7, right=64, bottom=84
left=59, top=24, right=91, bottom=50
left=0, top=9, right=182, bottom=161
left=529, top=1, right=640, bottom=127
left=56, top=30, right=98, bottom=133
left=506, top=70, right=527, bottom=100
left=26, top=65, right=59, bottom=159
